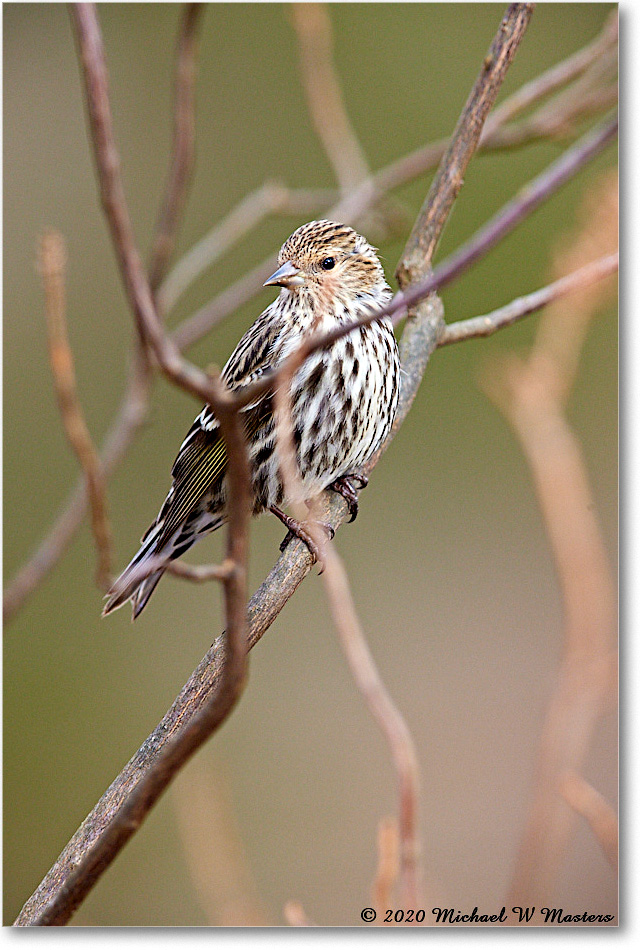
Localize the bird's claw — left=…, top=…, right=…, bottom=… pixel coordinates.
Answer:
left=271, top=506, right=334, bottom=566
left=330, top=473, right=368, bottom=522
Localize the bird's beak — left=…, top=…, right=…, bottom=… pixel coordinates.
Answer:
left=263, top=261, right=305, bottom=289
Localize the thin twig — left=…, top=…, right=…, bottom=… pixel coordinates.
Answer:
left=291, top=3, right=370, bottom=194
left=102, top=552, right=234, bottom=597
left=166, top=558, right=236, bottom=583
left=39, top=230, right=113, bottom=590
left=147, top=3, right=204, bottom=293
left=71, top=3, right=226, bottom=410
left=439, top=252, right=618, bottom=346
left=559, top=772, right=618, bottom=872
left=323, top=545, right=422, bottom=908
left=3, top=351, right=152, bottom=623
left=483, top=10, right=617, bottom=135
left=272, top=361, right=423, bottom=909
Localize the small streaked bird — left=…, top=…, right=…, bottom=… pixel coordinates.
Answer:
left=104, top=220, right=400, bottom=618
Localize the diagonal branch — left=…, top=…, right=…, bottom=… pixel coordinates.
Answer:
left=439, top=252, right=618, bottom=346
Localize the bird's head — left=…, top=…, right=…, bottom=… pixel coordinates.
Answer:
left=264, top=220, right=388, bottom=305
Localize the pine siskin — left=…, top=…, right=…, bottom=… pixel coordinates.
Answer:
left=104, top=220, right=400, bottom=618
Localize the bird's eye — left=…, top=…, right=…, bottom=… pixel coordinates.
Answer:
left=321, top=257, right=335, bottom=270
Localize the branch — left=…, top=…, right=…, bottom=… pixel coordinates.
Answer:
left=291, top=3, right=370, bottom=193
left=372, top=817, right=400, bottom=922
left=3, top=351, right=152, bottom=624
left=172, top=757, right=271, bottom=925
left=323, top=545, right=422, bottom=907
left=39, top=230, right=113, bottom=590
left=482, top=10, right=617, bottom=135
left=157, top=182, right=334, bottom=316
left=439, top=252, right=618, bottom=346
left=147, top=3, right=204, bottom=292
left=398, top=3, right=534, bottom=282
left=210, top=114, right=617, bottom=423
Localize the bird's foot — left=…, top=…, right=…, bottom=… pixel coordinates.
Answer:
left=269, top=505, right=334, bottom=566
left=329, top=473, right=369, bottom=522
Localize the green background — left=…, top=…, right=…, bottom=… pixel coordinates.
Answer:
left=4, top=3, right=617, bottom=926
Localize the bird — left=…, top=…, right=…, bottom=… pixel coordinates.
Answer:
left=103, top=220, right=400, bottom=618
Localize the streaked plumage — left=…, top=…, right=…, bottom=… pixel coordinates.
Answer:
left=104, top=220, right=400, bottom=618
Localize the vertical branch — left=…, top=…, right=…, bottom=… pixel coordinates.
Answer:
left=39, top=230, right=113, bottom=589
left=14, top=3, right=252, bottom=928
left=291, top=3, right=370, bottom=193
left=148, top=3, right=204, bottom=292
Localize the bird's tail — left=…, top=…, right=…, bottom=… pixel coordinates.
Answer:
left=103, top=510, right=226, bottom=620
left=102, top=522, right=169, bottom=619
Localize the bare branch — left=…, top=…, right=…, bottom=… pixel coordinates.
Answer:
left=15, top=373, right=252, bottom=927
left=559, top=772, right=618, bottom=873
left=14, top=4, right=253, bottom=927
left=439, top=252, right=618, bottom=346
left=5, top=10, right=618, bottom=629
left=39, top=230, right=113, bottom=590
left=271, top=358, right=422, bottom=908
left=211, top=115, right=617, bottom=424
left=398, top=2, right=534, bottom=282
left=323, top=546, right=422, bottom=907
left=291, top=3, right=370, bottom=194
left=147, top=3, right=204, bottom=292
left=483, top=10, right=617, bottom=135
left=166, top=558, right=236, bottom=583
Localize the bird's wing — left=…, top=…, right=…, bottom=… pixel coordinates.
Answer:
left=153, top=302, right=290, bottom=544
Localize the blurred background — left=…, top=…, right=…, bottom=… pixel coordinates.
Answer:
left=4, top=3, right=617, bottom=927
